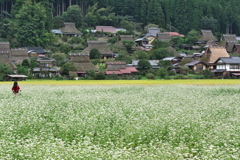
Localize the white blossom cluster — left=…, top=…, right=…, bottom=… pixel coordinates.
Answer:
left=0, top=84, right=239, bottom=159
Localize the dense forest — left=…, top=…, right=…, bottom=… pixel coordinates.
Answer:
left=0, top=0, right=240, bottom=47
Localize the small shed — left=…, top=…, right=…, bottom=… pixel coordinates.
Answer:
left=4, top=75, right=28, bottom=81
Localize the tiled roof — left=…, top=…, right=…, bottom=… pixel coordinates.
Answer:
left=96, top=26, right=117, bottom=34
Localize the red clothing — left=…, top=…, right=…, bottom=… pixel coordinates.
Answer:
left=12, top=86, right=20, bottom=93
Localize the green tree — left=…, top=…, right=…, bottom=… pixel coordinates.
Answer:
left=63, top=5, right=82, bottom=28
left=119, top=20, right=134, bottom=32
left=22, top=59, right=30, bottom=67
left=147, top=0, right=165, bottom=28
left=138, top=59, right=151, bottom=69
left=13, top=0, right=54, bottom=47
left=52, top=53, right=67, bottom=66
left=122, top=40, right=134, bottom=53
left=0, top=63, right=13, bottom=80
left=152, top=48, right=174, bottom=60
left=61, top=62, right=76, bottom=76
left=134, top=50, right=150, bottom=59
left=90, top=48, right=102, bottom=59
left=17, top=66, right=28, bottom=75
left=201, top=16, right=218, bottom=32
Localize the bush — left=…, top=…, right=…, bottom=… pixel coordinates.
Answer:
left=146, top=73, right=155, bottom=79
left=106, top=74, right=119, bottom=80
left=94, top=72, right=106, bottom=80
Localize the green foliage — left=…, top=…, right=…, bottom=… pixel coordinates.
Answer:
left=52, top=53, right=67, bottom=66
left=146, top=73, right=155, bottom=79
left=201, top=16, right=218, bottom=32
left=0, top=63, right=13, bottom=80
left=152, top=48, right=174, bottom=60
left=17, top=66, right=28, bottom=75
left=59, top=44, right=72, bottom=54
left=94, top=72, right=106, bottom=80
left=22, top=59, right=30, bottom=67
left=90, top=48, right=102, bottom=59
left=13, top=0, right=54, bottom=47
left=119, top=20, right=134, bottom=31
left=157, top=68, right=168, bottom=79
left=63, top=5, right=82, bottom=28
left=115, top=53, right=133, bottom=64
left=200, top=69, right=214, bottom=79
left=147, top=0, right=165, bottom=28
left=121, top=40, right=134, bottom=53
left=138, top=59, right=151, bottom=69
left=158, top=60, right=173, bottom=71
left=134, top=50, right=150, bottom=60
left=61, top=62, right=76, bottom=76
left=152, top=40, right=170, bottom=49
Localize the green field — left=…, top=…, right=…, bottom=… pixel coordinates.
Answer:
left=0, top=80, right=239, bottom=159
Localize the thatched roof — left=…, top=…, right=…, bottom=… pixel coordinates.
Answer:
left=157, top=33, right=171, bottom=41
left=201, top=46, right=229, bottom=64
left=0, top=42, right=10, bottom=52
left=82, top=41, right=113, bottom=56
left=233, top=44, right=240, bottom=54
left=167, top=46, right=181, bottom=57
left=222, top=34, right=237, bottom=43
left=199, top=30, right=218, bottom=42
left=11, top=49, right=30, bottom=65
left=69, top=53, right=97, bottom=72
left=120, top=35, right=134, bottom=41
left=61, top=23, right=81, bottom=35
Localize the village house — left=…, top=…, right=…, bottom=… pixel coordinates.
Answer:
left=68, top=53, right=97, bottom=77
left=119, top=35, right=141, bottom=51
left=0, top=42, right=17, bottom=71
left=10, top=48, right=30, bottom=65
left=33, top=56, right=59, bottom=78
left=185, top=61, right=207, bottom=73
left=213, top=56, right=240, bottom=78
left=23, top=47, right=50, bottom=57
left=221, top=34, right=238, bottom=53
left=105, top=62, right=138, bottom=76
left=201, top=46, right=229, bottom=71
left=81, top=41, right=114, bottom=59
left=197, top=30, right=218, bottom=44
left=60, top=22, right=82, bottom=37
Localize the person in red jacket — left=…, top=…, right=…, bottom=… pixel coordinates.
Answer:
left=12, top=81, right=21, bottom=95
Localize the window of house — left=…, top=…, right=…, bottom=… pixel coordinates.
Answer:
left=230, top=64, right=238, bottom=69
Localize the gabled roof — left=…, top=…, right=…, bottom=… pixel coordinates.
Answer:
left=147, top=27, right=161, bottom=37
left=82, top=41, right=113, bottom=56
left=201, top=46, right=229, bottom=64
left=105, top=67, right=138, bottom=75
left=215, top=56, right=240, bottom=64
left=199, top=30, right=218, bottom=42
left=222, top=34, right=237, bottom=42
left=61, top=22, right=81, bottom=35
left=131, top=60, right=159, bottom=69
left=185, top=61, right=206, bottom=66
left=96, top=26, right=117, bottom=34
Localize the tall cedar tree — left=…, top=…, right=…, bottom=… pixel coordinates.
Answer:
left=147, top=0, right=165, bottom=28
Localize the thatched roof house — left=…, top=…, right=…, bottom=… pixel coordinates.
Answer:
left=148, top=27, right=161, bottom=37
left=198, top=30, right=218, bottom=43
left=61, top=22, right=82, bottom=36
left=82, top=41, right=114, bottom=59
left=11, top=48, right=30, bottom=65
left=0, top=42, right=16, bottom=70
left=232, top=44, right=240, bottom=54
left=156, top=33, right=171, bottom=41
left=221, top=34, right=238, bottom=53
left=201, top=46, right=229, bottom=70
left=69, top=53, right=97, bottom=76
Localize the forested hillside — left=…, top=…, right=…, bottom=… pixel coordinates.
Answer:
left=0, top=0, right=240, bottom=47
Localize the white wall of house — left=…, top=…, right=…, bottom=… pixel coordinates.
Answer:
left=217, top=64, right=240, bottom=71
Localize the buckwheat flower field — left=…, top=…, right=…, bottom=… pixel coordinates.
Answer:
left=0, top=82, right=239, bottom=159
